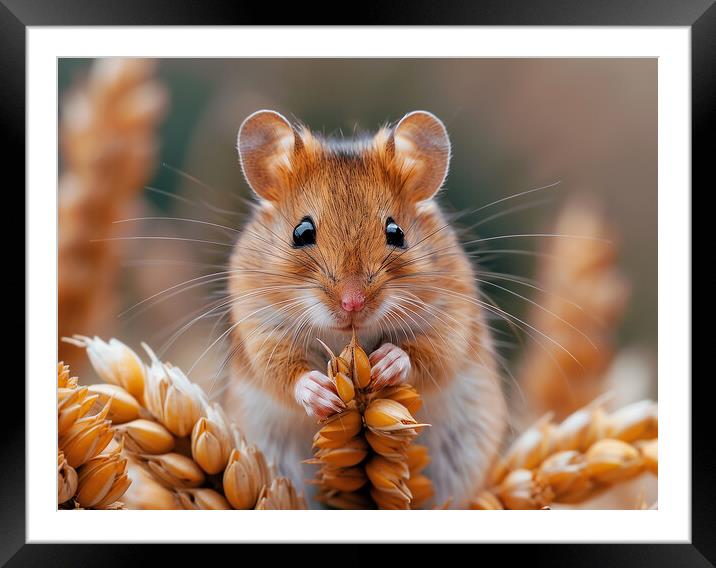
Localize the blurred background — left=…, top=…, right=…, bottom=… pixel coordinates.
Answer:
left=57, top=57, right=657, bottom=407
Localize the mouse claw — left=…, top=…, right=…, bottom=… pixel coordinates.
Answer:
left=369, top=343, right=411, bottom=390
left=295, top=370, right=346, bottom=420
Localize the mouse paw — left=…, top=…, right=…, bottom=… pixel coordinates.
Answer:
left=369, top=343, right=411, bottom=390
left=294, top=370, right=346, bottom=420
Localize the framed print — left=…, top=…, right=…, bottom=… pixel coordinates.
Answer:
left=7, top=0, right=710, bottom=561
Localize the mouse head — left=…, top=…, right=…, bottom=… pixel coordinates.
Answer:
left=234, top=109, right=459, bottom=336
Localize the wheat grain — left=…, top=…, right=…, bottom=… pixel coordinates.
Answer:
left=191, top=403, right=233, bottom=474
left=175, top=488, right=231, bottom=510
left=635, top=438, right=658, bottom=475
left=75, top=442, right=131, bottom=509
left=223, top=441, right=272, bottom=509
left=113, top=419, right=176, bottom=454
left=57, top=362, right=131, bottom=509
left=87, top=384, right=141, bottom=424
left=57, top=450, right=78, bottom=504
left=256, top=478, right=308, bottom=510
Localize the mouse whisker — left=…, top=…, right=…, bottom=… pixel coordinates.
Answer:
left=382, top=300, right=419, bottom=343
left=395, top=291, right=512, bottom=370
left=389, top=292, right=471, bottom=350
left=386, top=248, right=467, bottom=273
left=118, top=266, right=319, bottom=321
left=474, top=278, right=598, bottom=350
left=390, top=291, right=499, bottom=380
left=91, top=235, right=234, bottom=247
left=388, top=261, right=597, bottom=349
left=118, top=271, right=237, bottom=320
left=419, top=283, right=583, bottom=370
left=207, top=298, right=317, bottom=396
left=189, top=295, right=313, bottom=376
left=154, top=294, right=235, bottom=349
left=121, top=258, right=227, bottom=270
left=263, top=301, right=323, bottom=379
left=462, top=233, right=613, bottom=247
left=161, top=162, right=254, bottom=209
left=459, top=197, right=556, bottom=235
left=387, top=299, right=450, bottom=366
left=387, top=282, right=563, bottom=356
left=466, top=248, right=557, bottom=261
left=143, top=184, right=247, bottom=228
left=383, top=299, right=444, bottom=393
left=388, top=286, right=564, bottom=410
left=113, top=216, right=241, bottom=235
left=474, top=270, right=594, bottom=322
left=384, top=241, right=559, bottom=274
left=157, top=285, right=316, bottom=357
left=385, top=233, right=555, bottom=274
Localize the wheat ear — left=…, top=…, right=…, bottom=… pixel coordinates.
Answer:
left=58, top=58, right=167, bottom=370
left=517, top=197, right=630, bottom=421
left=308, top=332, right=433, bottom=509
left=471, top=397, right=657, bottom=509
left=64, top=335, right=306, bottom=510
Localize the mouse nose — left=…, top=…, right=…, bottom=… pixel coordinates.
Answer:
left=340, top=285, right=365, bottom=313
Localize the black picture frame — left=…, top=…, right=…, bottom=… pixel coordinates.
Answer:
left=7, top=0, right=709, bottom=561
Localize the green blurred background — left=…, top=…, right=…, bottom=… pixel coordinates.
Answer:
left=59, top=58, right=657, bottom=387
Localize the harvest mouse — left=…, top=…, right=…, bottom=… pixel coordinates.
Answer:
left=223, top=109, right=507, bottom=508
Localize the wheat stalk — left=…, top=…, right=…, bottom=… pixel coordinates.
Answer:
left=517, top=197, right=630, bottom=421
left=63, top=336, right=306, bottom=510
left=58, top=58, right=167, bottom=370
left=470, top=397, right=657, bottom=509
left=308, top=333, right=433, bottom=509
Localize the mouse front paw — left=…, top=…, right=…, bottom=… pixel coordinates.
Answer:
left=369, top=343, right=411, bottom=390
left=294, top=370, right=346, bottom=420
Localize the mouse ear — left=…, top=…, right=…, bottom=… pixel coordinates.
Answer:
left=237, top=110, right=304, bottom=202
left=387, top=111, right=451, bottom=202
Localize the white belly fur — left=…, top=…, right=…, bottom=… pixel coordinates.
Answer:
left=226, top=363, right=506, bottom=509
left=418, top=365, right=507, bottom=507
left=225, top=380, right=317, bottom=496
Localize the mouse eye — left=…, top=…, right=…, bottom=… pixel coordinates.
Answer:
left=385, top=217, right=405, bottom=248
left=293, top=217, right=316, bottom=247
